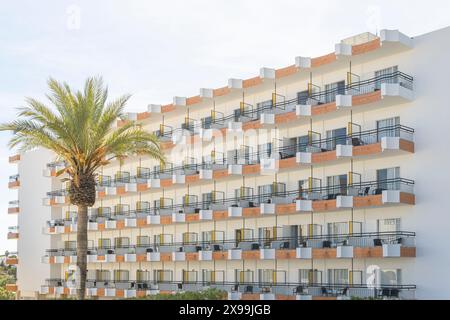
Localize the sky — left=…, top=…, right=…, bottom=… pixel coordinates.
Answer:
left=1, top=0, right=449, bottom=253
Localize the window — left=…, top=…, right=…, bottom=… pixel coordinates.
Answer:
left=202, top=231, right=224, bottom=243
left=258, top=184, right=272, bottom=203
left=376, top=167, right=400, bottom=190
left=350, top=271, right=363, bottom=285
left=96, top=270, right=110, bottom=281
left=136, top=270, right=149, bottom=282
left=324, top=80, right=345, bottom=103
left=229, top=146, right=251, bottom=164
left=258, top=183, right=286, bottom=203
left=98, top=238, right=111, bottom=249
left=377, top=218, right=401, bottom=233
left=326, top=127, right=347, bottom=150
left=154, top=234, right=172, bottom=246
left=299, top=269, right=322, bottom=284
left=233, top=108, right=241, bottom=121
left=297, top=90, right=309, bottom=105
left=234, top=187, right=253, bottom=200
left=298, top=179, right=309, bottom=196
left=235, top=229, right=253, bottom=242
left=326, top=174, right=347, bottom=197
left=154, top=270, right=172, bottom=282
left=258, top=227, right=279, bottom=247
left=375, top=66, right=398, bottom=90
left=379, top=269, right=401, bottom=286
left=136, top=201, right=150, bottom=211
left=297, top=135, right=309, bottom=152
left=64, top=241, right=76, bottom=250
left=257, top=143, right=272, bottom=160
left=136, top=236, right=149, bottom=247
left=256, top=100, right=273, bottom=118
left=202, top=116, right=212, bottom=129
left=327, top=222, right=348, bottom=236
left=328, top=269, right=349, bottom=285
left=235, top=270, right=253, bottom=283
left=182, top=270, right=197, bottom=283
left=182, top=232, right=197, bottom=244
left=202, top=192, right=212, bottom=210
left=202, top=270, right=221, bottom=283
left=114, top=270, right=129, bottom=282
left=258, top=269, right=275, bottom=284
left=114, top=237, right=130, bottom=248
left=377, top=117, right=400, bottom=141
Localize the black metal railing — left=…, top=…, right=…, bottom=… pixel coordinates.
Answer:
left=45, top=177, right=414, bottom=226
left=44, top=231, right=415, bottom=256
left=42, top=278, right=416, bottom=299
left=9, top=174, right=19, bottom=183
left=43, top=123, right=414, bottom=196
left=163, top=71, right=413, bottom=133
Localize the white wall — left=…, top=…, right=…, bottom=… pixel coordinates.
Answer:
left=404, top=26, right=450, bottom=300
left=17, top=148, right=53, bottom=298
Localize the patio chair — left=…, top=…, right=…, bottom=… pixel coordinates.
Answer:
left=280, top=242, right=290, bottom=249
left=322, top=240, right=332, bottom=248
left=373, top=239, right=383, bottom=247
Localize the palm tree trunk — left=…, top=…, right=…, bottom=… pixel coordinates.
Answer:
left=76, top=205, right=88, bottom=300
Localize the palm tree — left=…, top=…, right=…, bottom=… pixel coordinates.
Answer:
left=0, top=77, right=165, bottom=299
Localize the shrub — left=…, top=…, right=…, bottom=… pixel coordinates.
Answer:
left=0, top=287, right=15, bottom=300
left=130, top=288, right=227, bottom=300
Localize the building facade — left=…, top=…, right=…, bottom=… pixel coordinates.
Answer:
left=6, top=27, right=450, bottom=300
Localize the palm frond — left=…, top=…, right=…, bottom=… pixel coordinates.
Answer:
left=0, top=76, right=165, bottom=182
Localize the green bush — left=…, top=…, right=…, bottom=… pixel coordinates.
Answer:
left=0, top=287, right=15, bottom=300
left=130, top=288, right=227, bottom=300
left=0, top=274, right=15, bottom=300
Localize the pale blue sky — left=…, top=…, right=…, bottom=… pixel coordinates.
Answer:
left=1, top=0, right=449, bottom=253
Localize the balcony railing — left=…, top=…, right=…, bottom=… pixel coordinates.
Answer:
left=128, top=125, right=414, bottom=179
left=8, top=200, right=19, bottom=208
left=42, top=278, right=416, bottom=299
left=43, top=124, right=414, bottom=198
left=45, top=177, right=414, bottom=226
left=8, top=226, right=19, bottom=232
left=8, top=174, right=19, bottom=183
left=44, top=231, right=415, bottom=257
left=162, top=71, right=413, bottom=133
left=7, top=226, right=19, bottom=239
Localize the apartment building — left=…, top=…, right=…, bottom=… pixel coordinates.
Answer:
left=6, top=26, right=450, bottom=300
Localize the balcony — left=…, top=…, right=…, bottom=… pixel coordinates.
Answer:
left=43, top=161, right=67, bottom=177
left=7, top=226, right=19, bottom=240
left=8, top=154, right=20, bottom=164
left=42, top=126, right=413, bottom=204
left=44, top=212, right=77, bottom=234
left=295, top=125, right=414, bottom=165
left=151, top=71, right=413, bottom=155
left=46, top=176, right=414, bottom=233
left=8, top=174, right=20, bottom=189
left=5, top=279, right=18, bottom=293
left=295, top=177, right=414, bottom=212
left=295, top=71, right=413, bottom=118
left=5, top=252, right=18, bottom=265
left=43, top=189, right=69, bottom=206
left=44, top=230, right=415, bottom=265
left=8, top=200, right=19, bottom=214
left=41, top=277, right=416, bottom=300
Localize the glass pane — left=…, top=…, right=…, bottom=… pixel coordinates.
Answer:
left=297, top=90, right=309, bottom=105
